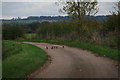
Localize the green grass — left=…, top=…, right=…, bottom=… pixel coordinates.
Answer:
left=2, top=40, right=22, bottom=59
left=19, top=40, right=119, bottom=60
left=3, top=40, right=48, bottom=78
left=25, top=33, right=37, bottom=39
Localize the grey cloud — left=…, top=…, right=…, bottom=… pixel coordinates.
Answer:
left=1, top=2, right=118, bottom=19
left=2, top=2, right=64, bottom=18
left=98, top=2, right=116, bottom=15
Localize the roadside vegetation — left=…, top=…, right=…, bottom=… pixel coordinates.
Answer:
left=2, top=40, right=48, bottom=78
left=19, top=40, right=119, bottom=60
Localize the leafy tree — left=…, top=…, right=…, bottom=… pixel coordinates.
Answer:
left=101, top=1, right=120, bottom=48
left=60, top=0, right=98, bottom=34
left=106, top=1, right=120, bottom=32
left=61, top=0, right=98, bottom=20
left=27, top=22, right=40, bottom=32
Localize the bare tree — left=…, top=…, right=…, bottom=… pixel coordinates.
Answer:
left=110, top=1, right=120, bottom=15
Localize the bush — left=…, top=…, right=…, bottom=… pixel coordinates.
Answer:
left=2, top=24, right=25, bottom=40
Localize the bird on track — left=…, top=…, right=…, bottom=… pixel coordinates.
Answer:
left=45, top=46, right=48, bottom=49
left=51, top=46, right=53, bottom=49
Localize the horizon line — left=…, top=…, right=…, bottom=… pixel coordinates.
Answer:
left=1, top=14, right=112, bottom=20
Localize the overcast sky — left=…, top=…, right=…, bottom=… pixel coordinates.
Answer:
left=1, top=0, right=120, bottom=19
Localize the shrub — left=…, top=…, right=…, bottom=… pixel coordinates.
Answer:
left=2, top=24, right=25, bottom=40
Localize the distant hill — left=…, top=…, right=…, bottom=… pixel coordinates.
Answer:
left=2, top=15, right=109, bottom=24
left=26, top=16, right=71, bottom=21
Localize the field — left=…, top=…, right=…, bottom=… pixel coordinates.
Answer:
left=19, top=40, right=119, bottom=60
left=2, top=40, right=48, bottom=78
left=25, top=33, right=37, bottom=40
left=2, top=20, right=39, bottom=24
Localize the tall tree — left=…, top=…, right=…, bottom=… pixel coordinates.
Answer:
left=61, top=0, right=98, bottom=20
left=60, top=0, right=98, bottom=34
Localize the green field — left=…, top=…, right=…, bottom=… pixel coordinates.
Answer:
left=19, top=40, right=119, bottom=60
left=25, top=33, right=37, bottom=40
left=2, top=20, right=39, bottom=24
left=3, top=40, right=48, bottom=78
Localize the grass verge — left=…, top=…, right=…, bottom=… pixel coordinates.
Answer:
left=3, top=40, right=48, bottom=78
left=19, top=40, right=119, bottom=60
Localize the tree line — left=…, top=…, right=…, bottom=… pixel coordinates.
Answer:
left=2, top=1, right=119, bottom=49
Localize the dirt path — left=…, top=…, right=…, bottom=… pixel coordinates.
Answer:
left=25, top=42, right=118, bottom=78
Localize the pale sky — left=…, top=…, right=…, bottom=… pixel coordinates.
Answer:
left=1, top=0, right=120, bottom=19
